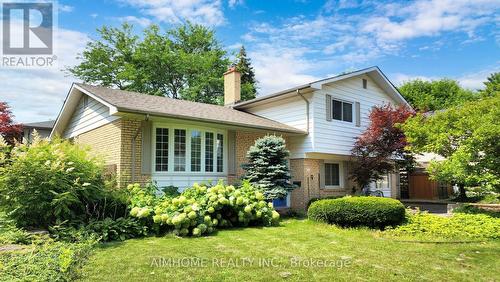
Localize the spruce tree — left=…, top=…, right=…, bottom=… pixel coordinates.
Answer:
left=235, top=46, right=257, bottom=101
left=242, top=135, right=296, bottom=200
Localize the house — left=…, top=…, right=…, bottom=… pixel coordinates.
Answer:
left=23, top=120, right=55, bottom=142
left=50, top=66, right=411, bottom=210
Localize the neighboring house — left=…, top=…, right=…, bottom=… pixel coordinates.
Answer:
left=23, top=120, right=55, bottom=142
left=50, top=66, right=411, bottom=210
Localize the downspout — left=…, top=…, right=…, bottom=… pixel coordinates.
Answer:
left=131, top=114, right=150, bottom=183
left=296, top=89, right=310, bottom=133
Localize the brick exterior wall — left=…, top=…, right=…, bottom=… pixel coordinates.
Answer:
left=289, top=159, right=351, bottom=211
left=232, top=131, right=291, bottom=182
left=74, top=119, right=151, bottom=187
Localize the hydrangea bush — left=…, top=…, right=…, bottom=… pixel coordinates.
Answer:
left=128, top=181, right=280, bottom=237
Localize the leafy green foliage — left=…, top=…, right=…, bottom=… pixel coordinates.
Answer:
left=453, top=204, right=500, bottom=218
left=0, top=212, right=31, bottom=245
left=480, top=72, right=500, bottom=98
left=384, top=212, right=500, bottom=240
left=128, top=181, right=280, bottom=237
left=49, top=218, right=148, bottom=243
left=308, top=196, right=406, bottom=229
left=0, top=237, right=96, bottom=281
left=68, top=22, right=231, bottom=104
left=398, top=78, right=477, bottom=112
left=402, top=94, right=500, bottom=197
left=242, top=135, right=296, bottom=200
left=0, top=136, right=128, bottom=228
left=234, top=46, right=257, bottom=101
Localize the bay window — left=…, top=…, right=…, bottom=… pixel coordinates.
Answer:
left=154, top=126, right=225, bottom=173
left=174, top=129, right=186, bottom=171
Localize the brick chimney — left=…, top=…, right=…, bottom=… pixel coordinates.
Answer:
left=224, top=66, right=241, bottom=106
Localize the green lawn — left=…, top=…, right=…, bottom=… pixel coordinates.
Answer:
left=80, top=219, right=500, bottom=281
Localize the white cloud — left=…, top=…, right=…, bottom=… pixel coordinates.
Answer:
left=116, top=16, right=152, bottom=27
left=241, top=0, right=499, bottom=95
left=362, top=0, right=499, bottom=41
left=118, top=0, right=225, bottom=26
left=228, top=0, right=244, bottom=9
left=0, top=27, right=89, bottom=123
left=58, top=4, right=74, bottom=13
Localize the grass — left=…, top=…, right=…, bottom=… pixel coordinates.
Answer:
left=80, top=219, right=500, bottom=281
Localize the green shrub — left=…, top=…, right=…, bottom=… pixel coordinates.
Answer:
left=307, top=195, right=343, bottom=208
left=0, top=212, right=31, bottom=245
left=50, top=217, right=148, bottom=242
left=128, top=181, right=280, bottom=237
left=384, top=212, right=500, bottom=240
left=161, top=185, right=180, bottom=198
left=0, top=237, right=96, bottom=281
left=452, top=204, right=500, bottom=218
left=0, top=137, right=127, bottom=228
left=308, top=196, right=406, bottom=228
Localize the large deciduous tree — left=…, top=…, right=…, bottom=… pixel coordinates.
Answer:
left=0, top=102, right=23, bottom=146
left=398, top=79, right=476, bottom=112
left=350, top=104, right=415, bottom=191
left=234, top=46, right=257, bottom=101
left=68, top=22, right=231, bottom=104
left=242, top=135, right=296, bottom=200
left=402, top=94, right=500, bottom=199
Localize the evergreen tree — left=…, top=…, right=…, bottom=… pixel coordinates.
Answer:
left=480, top=72, right=500, bottom=98
left=242, top=135, right=296, bottom=200
left=235, top=46, right=257, bottom=101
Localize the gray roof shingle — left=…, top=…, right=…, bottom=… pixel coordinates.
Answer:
left=24, top=120, right=55, bottom=129
left=75, top=83, right=306, bottom=134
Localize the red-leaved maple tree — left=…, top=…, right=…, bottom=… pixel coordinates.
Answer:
left=350, top=104, right=415, bottom=191
left=0, top=102, right=23, bottom=145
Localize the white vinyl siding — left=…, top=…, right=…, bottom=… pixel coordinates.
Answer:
left=243, top=94, right=313, bottom=158
left=63, top=95, right=118, bottom=138
left=312, top=75, right=396, bottom=156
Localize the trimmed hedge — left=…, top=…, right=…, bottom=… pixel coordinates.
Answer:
left=308, top=196, right=405, bottom=229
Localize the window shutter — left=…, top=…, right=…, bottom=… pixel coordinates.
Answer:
left=319, top=160, right=325, bottom=189
left=355, top=102, right=361, bottom=127
left=326, top=94, right=332, bottom=121
left=141, top=121, right=152, bottom=174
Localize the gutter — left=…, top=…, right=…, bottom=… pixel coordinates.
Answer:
left=131, top=114, right=149, bottom=182
left=296, top=89, right=310, bottom=134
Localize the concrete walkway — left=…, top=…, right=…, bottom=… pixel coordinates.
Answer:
left=401, top=200, right=449, bottom=214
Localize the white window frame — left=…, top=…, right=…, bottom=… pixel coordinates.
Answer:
left=324, top=161, right=344, bottom=189
left=331, top=97, right=354, bottom=123
left=370, top=174, right=391, bottom=191
left=152, top=123, right=227, bottom=175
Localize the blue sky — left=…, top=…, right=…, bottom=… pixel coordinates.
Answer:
left=1, top=0, right=499, bottom=122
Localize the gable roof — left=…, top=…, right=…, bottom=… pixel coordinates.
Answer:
left=234, top=66, right=411, bottom=109
left=24, top=120, right=55, bottom=129
left=51, top=83, right=307, bottom=137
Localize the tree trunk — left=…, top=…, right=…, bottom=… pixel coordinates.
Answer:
left=457, top=184, right=467, bottom=201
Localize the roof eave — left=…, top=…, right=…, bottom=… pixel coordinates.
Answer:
left=116, top=108, right=307, bottom=135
